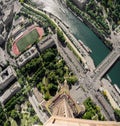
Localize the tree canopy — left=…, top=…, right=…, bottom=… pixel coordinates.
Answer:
left=114, top=109, right=120, bottom=121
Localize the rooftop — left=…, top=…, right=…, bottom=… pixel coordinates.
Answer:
left=33, top=87, right=44, bottom=103
left=17, top=46, right=39, bottom=67
left=37, top=35, right=55, bottom=52
left=43, top=116, right=120, bottom=126
left=0, top=47, right=7, bottom=67
left=0, top=66, right=16, bottom=89
left=13, top=16, right=25, bottom=27
left=0, top=82, right=21, bottom=104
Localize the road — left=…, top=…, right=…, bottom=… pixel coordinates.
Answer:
left=52, top=34, right=85, bottom=78
left=28, top=93, right=49, bottom=123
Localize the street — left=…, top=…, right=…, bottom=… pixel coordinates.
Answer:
left=28, top=93, right=49, bottom=123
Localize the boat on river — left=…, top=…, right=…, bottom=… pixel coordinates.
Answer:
left=114, top=84, right=120, bottom=95
left=78, top=40, right=92, bottom=53
left=59, top=7, right=65, bottom=14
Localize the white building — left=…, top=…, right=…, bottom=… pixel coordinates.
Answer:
left=0, top=66, right=16, bottom=90
left=0, top=82, right=21, bottom=104
left=37, top=35, right=55, bottom=52
left=16, top=46, right=39, bottom=67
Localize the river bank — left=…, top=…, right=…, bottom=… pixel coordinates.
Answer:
left=47, top=11, right=96, bottom=71
left=65, top=2, right=112, bottom=50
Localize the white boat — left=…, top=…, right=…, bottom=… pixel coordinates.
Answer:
left=114, top=84, right=120, bottom=95
left=78, top=17, right=83, bottom=22
left=59, top=7, right=65, bottom=14
left=78, top=40, right=92, bottom=53
left=106, top=74, right=112, bottom=83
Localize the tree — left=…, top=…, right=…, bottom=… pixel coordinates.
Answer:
left=10, top=110, right=20, bottom=121
left=28, top=107, right=35, bottom=116
left=19, top=0, right=24, bottom=3
left=82, top=97, right=105, bottom=120
left=37, top=82, right=42, bottom=91
left=56, top=60, right=65, bottom=69
left=48, top=71, right=58, bottom=84
left=56, top=68, right=64, bottom=77
left=57, top=28, right=66, bottom=44
left=0, top=105, right=6, bottom=125
left=4, top=120, right=11, bottom=126
left=66, top=76, right=78, bottom=85
left=114, top=109, right=120, bottom=121
left=44, top=92, right=50, bottom=101
left=48, top=83, right=58, bottom=96
left=19, top=0, right=27, bottom=3
left=43, top=51, right=55, bottom=62
left=82, top=111, right=93, bottom=119
left=47, top=62, right=55, bottom=70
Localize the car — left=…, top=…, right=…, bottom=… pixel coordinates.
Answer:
left=77, top=101, right=79, bottom=104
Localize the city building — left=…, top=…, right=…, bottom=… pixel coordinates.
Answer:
left=0, top=66, right=16, bottom=90
left=12, top=16, right=29, bottom=39
left=0, top=21, right=4, bottom=34
left=0, top=35, right=5, bottom=46
left=43, top=116, right=120, bottom=126
left=12, top=25, right=23, bottom=39
left=13, top=16, right=25, bottom=27
left=32, top=87, right=45, bottom=104
left=0, top=47, right=7, bottom=68
left=16, top=46, right=39, bottom=67
left=37, top=35, right=55, bottom=53
left=2, top=5, right=14, bottom=27
left=0, top=82, right=21, bottom=104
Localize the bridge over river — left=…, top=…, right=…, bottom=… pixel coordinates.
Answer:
left=91, top=49, right=120, bottom=81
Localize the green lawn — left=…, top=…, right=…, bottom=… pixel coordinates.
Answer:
left=16, top=29, right=39, bottom=53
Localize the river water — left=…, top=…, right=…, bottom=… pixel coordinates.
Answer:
left=32, top=0, right=120, bottom=87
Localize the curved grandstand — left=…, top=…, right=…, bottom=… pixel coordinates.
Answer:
left=12, top=25, right=44, bottom=56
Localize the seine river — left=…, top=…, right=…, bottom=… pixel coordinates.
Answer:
left=32, top=0, right=120, bottom=87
